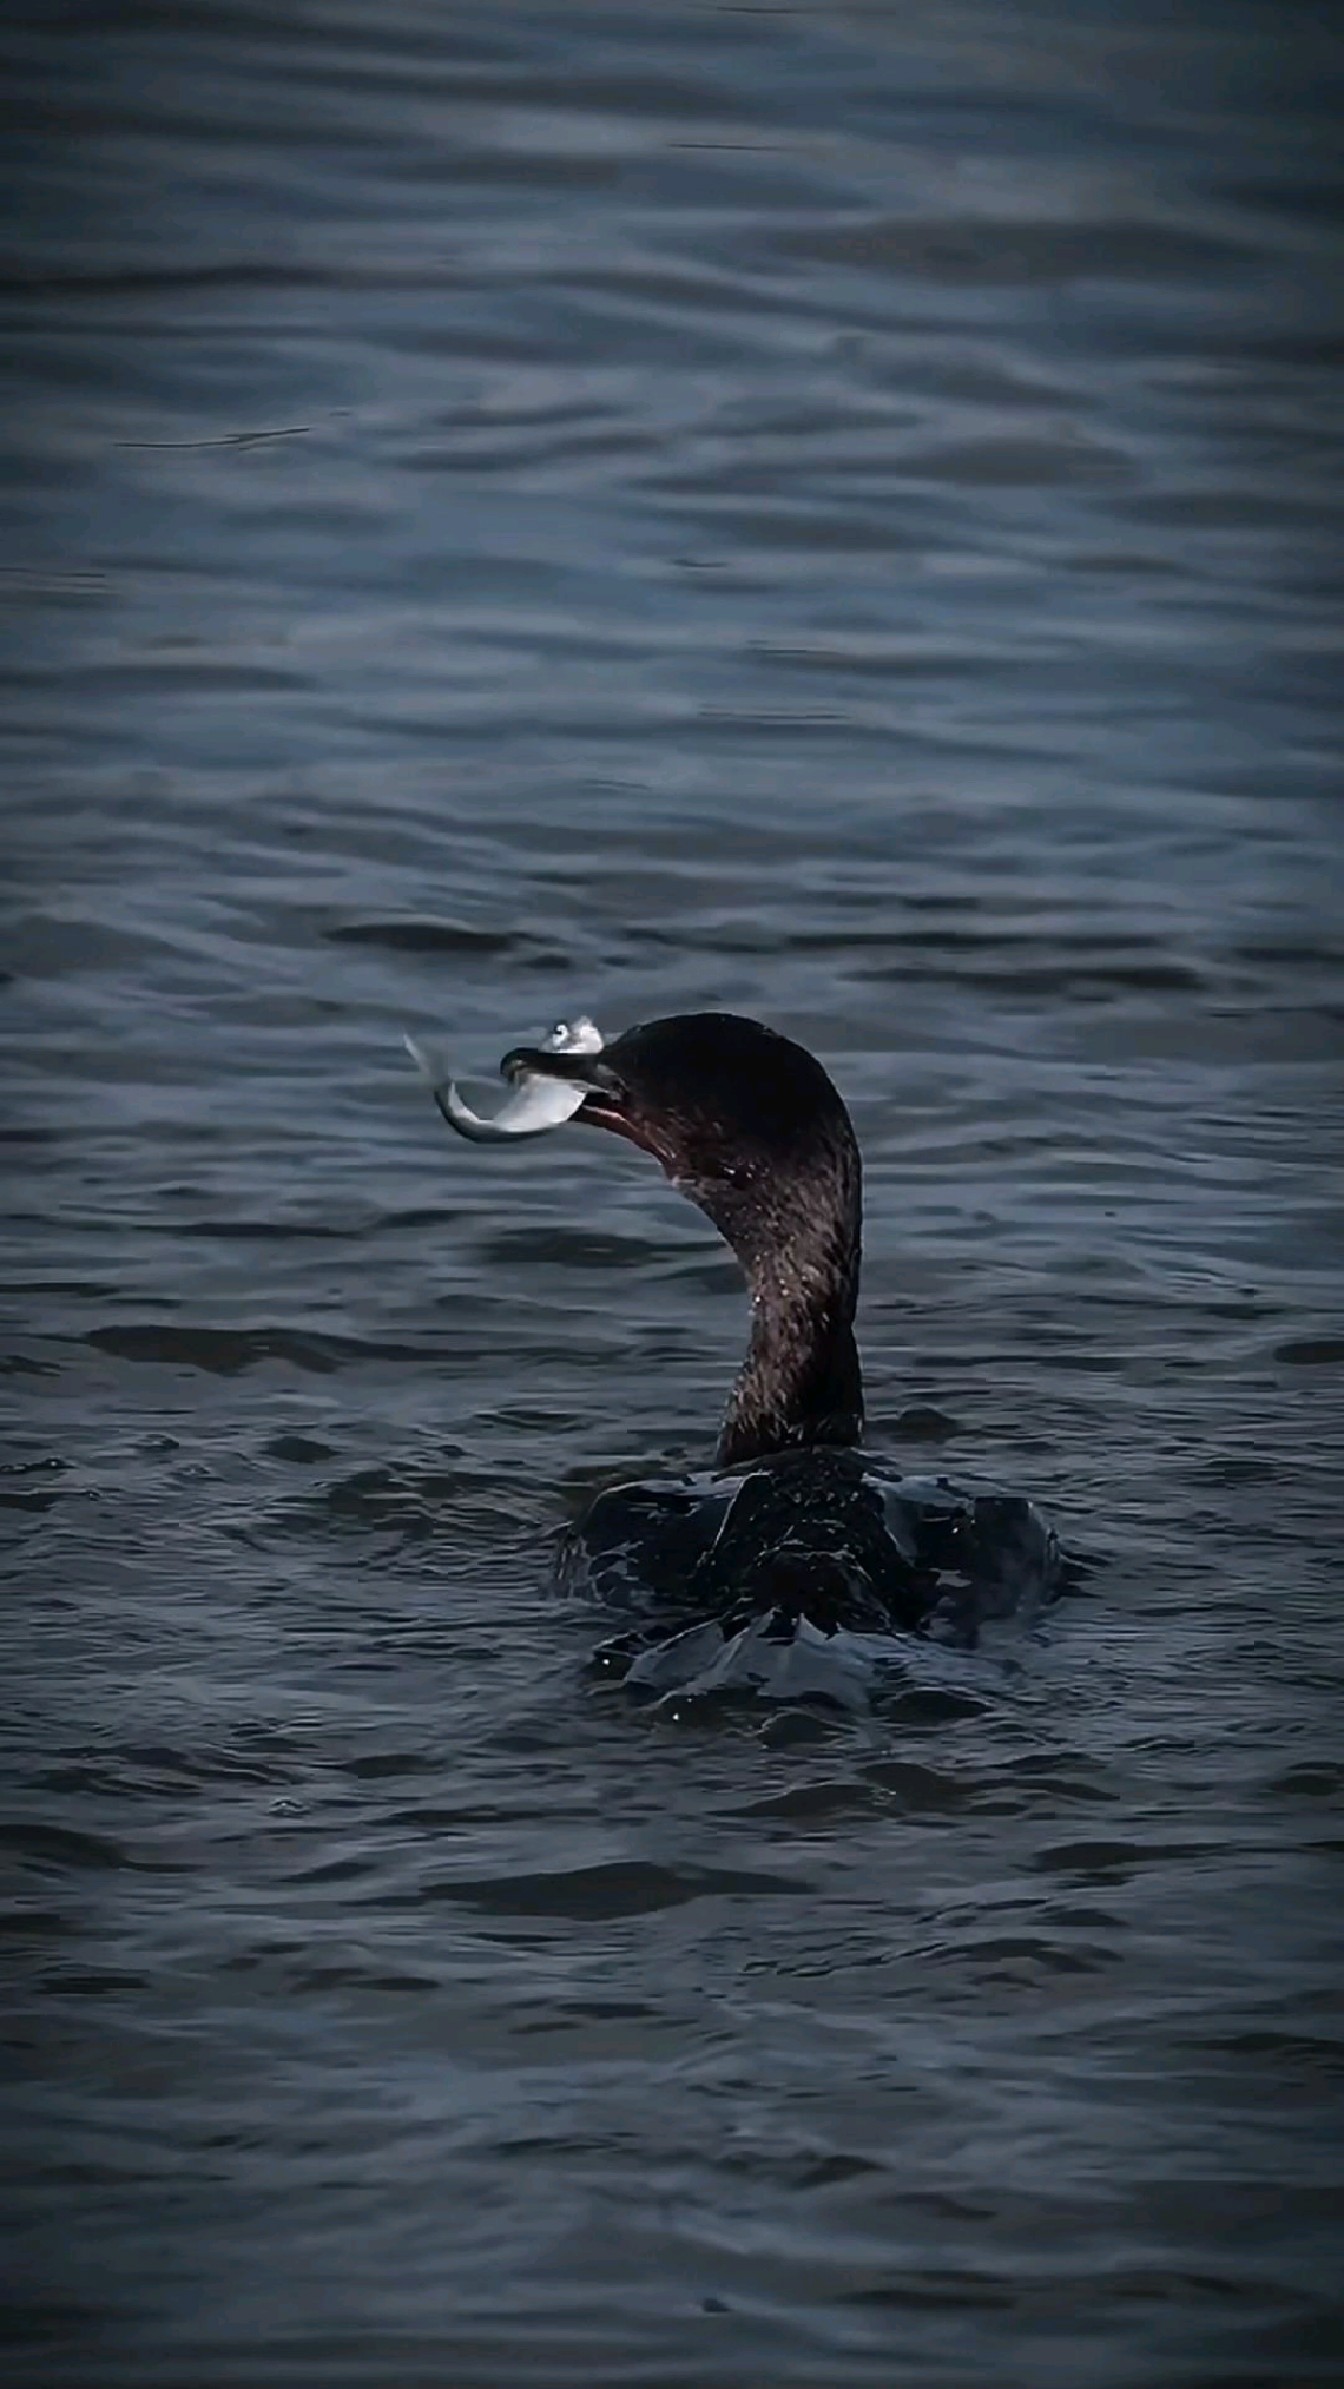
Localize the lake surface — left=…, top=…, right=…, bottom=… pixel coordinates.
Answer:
left=3, top=2, right=1343, bottom=2381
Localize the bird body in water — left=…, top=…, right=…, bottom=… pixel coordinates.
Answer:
left=411, top=1010, right=1060, bottom=1689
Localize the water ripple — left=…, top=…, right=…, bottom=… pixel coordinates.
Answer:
left=2, top=0, right=1341, bottom=2381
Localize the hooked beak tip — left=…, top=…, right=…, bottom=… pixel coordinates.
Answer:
left=501, top=1044, right=620, bottom=1097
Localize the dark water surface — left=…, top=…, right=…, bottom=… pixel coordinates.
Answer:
left=4, top=3, right=1344, bottom=2381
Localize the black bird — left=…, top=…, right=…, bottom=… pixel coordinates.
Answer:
left=418, top=1011, right=1060, bottom=1684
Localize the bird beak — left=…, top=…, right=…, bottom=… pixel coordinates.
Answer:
left=405, top=1034, right=614, bottom=1145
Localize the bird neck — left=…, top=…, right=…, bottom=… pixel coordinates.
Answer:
left=716, top=1219, right=864, bottom=1468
